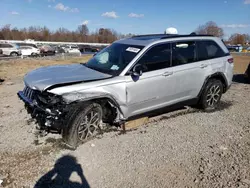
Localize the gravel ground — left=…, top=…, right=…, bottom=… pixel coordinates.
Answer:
left=0, top=78, right=250, bottom=188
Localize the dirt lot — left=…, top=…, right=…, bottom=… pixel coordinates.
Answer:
left=0, top=55, right=249, bottom=187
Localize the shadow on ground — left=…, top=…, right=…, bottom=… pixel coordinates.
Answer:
left=233, top=74, right=249, bottom=84
left=151, top=100, right=234, bottom=122
left=34, top=155, right=90, bottom=188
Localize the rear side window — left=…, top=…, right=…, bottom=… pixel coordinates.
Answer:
left=172, top=41, right=196, bottom=66
left=197, top=40, right=225, bottom=61
left=137, top=43, right=171, bottom=72
left=19, top=46, right=30, bottom=49
left=0, top=43, right=12, bottom=48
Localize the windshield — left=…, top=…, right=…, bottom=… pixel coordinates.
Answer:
left=85, top=43, right=144, bottom=76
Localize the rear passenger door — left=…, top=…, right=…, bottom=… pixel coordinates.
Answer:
left=19, top=46, right=30, bottom=56
left=170, top=40, right=210, bottom=101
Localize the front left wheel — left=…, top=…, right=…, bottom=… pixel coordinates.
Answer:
left=62, top=102, right=103, bottom=149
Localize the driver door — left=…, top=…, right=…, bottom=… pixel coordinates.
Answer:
left=125, top=43, right=176, bottom=118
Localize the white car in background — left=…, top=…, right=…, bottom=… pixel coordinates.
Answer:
left=0, top=43, right=21, bottom=56
left=64, top=45, right=81, bottom=54
left=19, top=46, right=40, bottom=56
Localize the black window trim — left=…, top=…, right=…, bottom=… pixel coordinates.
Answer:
left=0, top=43, right=13, bottom=48
left=126, top=42, right=173, bottom=75
left=171, top=40, right=199, bottom=67
left=196, top=39, right=229, bottom=61
left=126, top=38, right=230, bottom=75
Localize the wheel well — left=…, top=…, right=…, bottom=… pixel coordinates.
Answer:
left=90, top=98, right=118, bottom=124
left=207, top=73, right=228, bottom=92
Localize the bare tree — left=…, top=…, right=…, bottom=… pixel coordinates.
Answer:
left=77, top=24, right=89, bottom=36
left=195, top=21, right=224, bottom=38
left=1, top=24, right=12, bottom=39
left=77, top=24, right=89, bottom=42
left=229, top=33, right=247, bottom=45
left=243, top=34, right=250, bottom=43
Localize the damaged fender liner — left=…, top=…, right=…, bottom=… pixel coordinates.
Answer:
left=61, top=92, right=126, bottom=123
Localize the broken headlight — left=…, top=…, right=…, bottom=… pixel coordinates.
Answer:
left=37, top=93, right=61, bottom=105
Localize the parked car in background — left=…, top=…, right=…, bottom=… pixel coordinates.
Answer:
left=64, top=45, right=81, bottom=54
left=39, top=45, right=55, bottom=56
left=16, top=43, right=38, bottom=49
left=245, top=63, right=250, bottom=83
left=227, top=45, right=243, bottom=52
left=54, top=46, right=66, bottom=54
left=78, top=45, right=100, bottom=54
left=0, top=49, right=3, bottom=56
left=0, top=43, right=21, bottom=56
left=82, top=47, right=99, bottom=54
left=19, top=46, right=40, bottom=56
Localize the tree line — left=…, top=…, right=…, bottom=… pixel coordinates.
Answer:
left=0, top=24, right=132, bottom=43
left=0, top=22, right=249, bottom=45
left=195, top=21, right=250, bottom=45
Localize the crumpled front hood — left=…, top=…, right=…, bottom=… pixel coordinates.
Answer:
left=24, top=64, right=112, bottom=91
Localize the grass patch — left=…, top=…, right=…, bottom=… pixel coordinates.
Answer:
left=0, top=55, right=92, bottom=81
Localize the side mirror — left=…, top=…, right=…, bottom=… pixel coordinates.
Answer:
left=131, top=64, right=143, bottom=77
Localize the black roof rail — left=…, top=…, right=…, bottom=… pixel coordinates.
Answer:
left=160, top=34, right=213, bottom=39
left=131, top=34, right=170, bottom=38
left=130, top=33, right=214, bottom=40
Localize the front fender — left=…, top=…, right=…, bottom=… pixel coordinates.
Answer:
left=61, top=90, right=127, bottom=120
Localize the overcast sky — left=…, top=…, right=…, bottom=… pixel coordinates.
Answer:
left=1, top=0, right=250, bottom=37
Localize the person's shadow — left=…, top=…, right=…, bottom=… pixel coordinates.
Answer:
left=34, top=155, right=90, bottom=188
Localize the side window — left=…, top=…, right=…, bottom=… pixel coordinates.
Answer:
left=0, top=44, right=12, bottom=48
left=137, top=43, right=171, bottom=72
left=197, top=40, right=225, bottom=61
left=172, top=41, right=196, bottom=66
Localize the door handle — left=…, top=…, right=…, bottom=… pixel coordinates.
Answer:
left=200, top=64, right=208, bottom=68
left=162, top=71, right=173, bottom=76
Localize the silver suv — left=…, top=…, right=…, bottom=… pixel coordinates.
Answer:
left=18, top=34, right=234, bottom=148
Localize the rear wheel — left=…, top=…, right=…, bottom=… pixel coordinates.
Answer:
left=10, top=52, right=18, bottom=57
left=62, top=102, right=103, bottom=149
left=199, top=79, right=223, bottom=111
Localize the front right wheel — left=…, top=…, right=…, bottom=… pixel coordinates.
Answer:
left=10, top=52, right=18, bottom=57
left=199, top=79, right=223, bottom=111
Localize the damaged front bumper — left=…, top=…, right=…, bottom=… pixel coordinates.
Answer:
left=17, top=90, right=64, bottom=132
left=18, top=91, right=57, bottom=115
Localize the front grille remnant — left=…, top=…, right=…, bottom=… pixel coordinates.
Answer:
left=23, top=86, right=35, bottom=100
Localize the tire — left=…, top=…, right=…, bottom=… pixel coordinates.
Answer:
left=10, top=52, right=18, bottom=57
left=62, top=102, right=103, bottom=149
left=199, top=79, right=223, bottom=111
